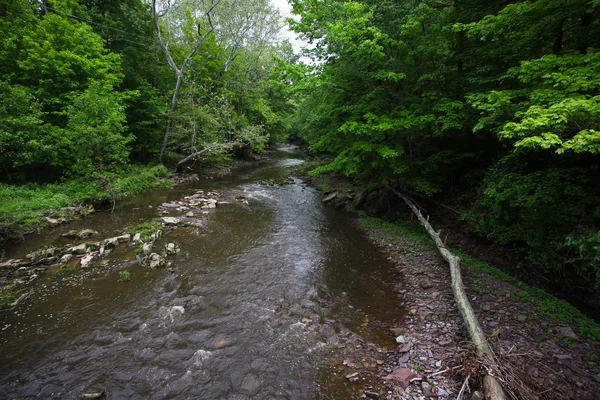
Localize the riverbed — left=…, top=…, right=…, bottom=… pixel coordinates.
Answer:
left=0, top=147, right=402, bottom=399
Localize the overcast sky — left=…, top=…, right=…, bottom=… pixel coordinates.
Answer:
left=271, top=0, right=304, bottom=53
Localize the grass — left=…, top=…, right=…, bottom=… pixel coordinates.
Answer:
left=0, top=164, right=170, bottom=237
left=358, top=216, right=600, bottom=341
left=130, top=218, right=162, bottom=242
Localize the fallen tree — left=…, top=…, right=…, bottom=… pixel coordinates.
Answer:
left=386, top=185, right=506, bottom=400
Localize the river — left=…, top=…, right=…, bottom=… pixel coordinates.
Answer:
left=0, top=147, right=402, bottom=399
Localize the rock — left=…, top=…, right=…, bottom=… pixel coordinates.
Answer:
left=62, top=229, right=98, bottom=240
left=554, top=326, right=578, bottom=339
left=469, top=391, right=484, bottom=400
left=322, top=192, right=338, bottom=203
left=132, top=233, right=141, bottom=243
left=421, top=381, right=436, bottom=397
left=364, top=390, right=379, bottom=399
left=142, top=243, right=153, bottom=255
left=44, top=217, right=60, bottom=227
left=235, top=193, right=249, bottom=199
left=482, top=303, right=491, bottom=312
left=62, top=230, right=80, bottom=238
left=525, top=365, right=539, bottom=377
left=60, top=254, right=73, bottom=263
left=352, top=191, right=368, bottom=209
left=419, top=278, right=433, bottom=289
left=116, top=234, right=131, bottom=244
left=78, top=229, right=98, bottom=239
left=239, top=374, right=261, bottom=395
left=185, top=212, right=194, bottom=217
left=161, top=217, right=180, bottom=226
left=390, top=327, right=404, bottom=337
left=143, top=253, right=165, bottom=269
left=165, top=243, right=180, bottom=255
left=103, top=237, right=119, bottom=249
left=80, top=384, right=105, bottom=399
left=363, top=189, right=390, bottom=216
left=382, top=368, right=417, bottom=388
left=437, top=387, right=450, bottom=397
left=80, top=254, right=94, bottom=268
left=517, top=314, right=527, bottom=322
left=70, top=243, right=88, bottom=255
left=395, top=335, right=406, bottom=344
left=25, top=248, right=56, bottom=264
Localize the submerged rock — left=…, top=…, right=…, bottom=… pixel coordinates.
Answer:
left=62, top=229, right=98, bottom=240
left=80, top=383, right=105, bottom=399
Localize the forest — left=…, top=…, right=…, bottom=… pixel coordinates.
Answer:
left=1, top=0, right=599, bottom=304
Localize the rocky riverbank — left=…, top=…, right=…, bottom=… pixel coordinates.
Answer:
left=304, top=170, right=600, bottom=399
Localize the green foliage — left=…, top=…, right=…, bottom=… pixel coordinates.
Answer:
left=0, top=165, right=169, bottom=234
left=118, top=270, right=131, bottom=282
left=130, top=218, right=162, bottom=242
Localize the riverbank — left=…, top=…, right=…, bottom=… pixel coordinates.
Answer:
left=296, top=164, right=600, bottom=399
left=0, top=165, right=171, bottom=241
left=0, top=152, right=275, bottom=242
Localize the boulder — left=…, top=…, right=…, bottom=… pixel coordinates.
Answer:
left=235, top=193, right=249, bottom=199
left=161, top=217, right=180, bottom=226
left=132, top=233, right=141, bottom=243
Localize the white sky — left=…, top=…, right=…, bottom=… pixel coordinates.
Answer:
left=271, top=0, right=304, bottom=53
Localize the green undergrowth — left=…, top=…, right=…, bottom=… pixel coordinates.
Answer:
left=0, top=165, right=170, bottom=235
left=359, top=216, right=600, bottom=341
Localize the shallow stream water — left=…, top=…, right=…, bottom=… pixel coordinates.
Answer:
left=0, top=147, right=402, bottom=399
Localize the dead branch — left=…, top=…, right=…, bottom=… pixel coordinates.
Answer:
left=386, top=185, right=507, bottom=400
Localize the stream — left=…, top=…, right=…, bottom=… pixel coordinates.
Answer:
left=0, top=147, right=402, bottom=399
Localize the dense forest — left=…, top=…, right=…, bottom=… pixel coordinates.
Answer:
left=287, top=0, right=600, bottom=306
left=1, top=0, right=599, bottom=303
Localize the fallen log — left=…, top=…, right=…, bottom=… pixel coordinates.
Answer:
left=386, top=185, right=506, bottom=400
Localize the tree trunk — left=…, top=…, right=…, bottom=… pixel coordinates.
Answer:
left=159, top=73, right=183, bottom=162
left=386, top=186, right=506, bottom=400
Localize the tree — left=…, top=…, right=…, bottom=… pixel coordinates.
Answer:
left=151, top=0, right=220, bottom=162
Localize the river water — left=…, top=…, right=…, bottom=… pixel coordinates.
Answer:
left=0, top=147, right=402, bottom=399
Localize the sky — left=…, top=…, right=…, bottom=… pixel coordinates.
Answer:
left=270, top=0, right=305, bottom=53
